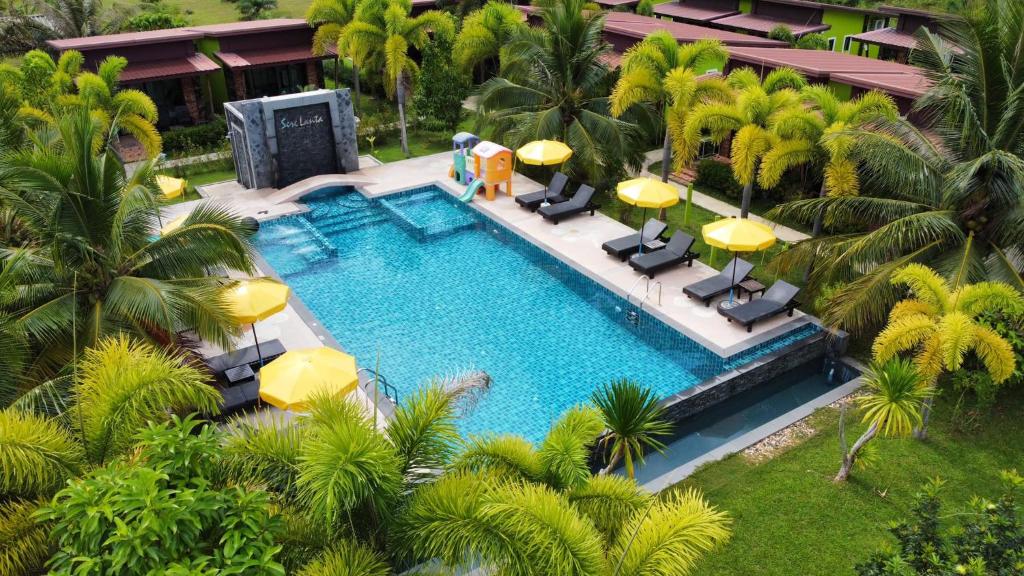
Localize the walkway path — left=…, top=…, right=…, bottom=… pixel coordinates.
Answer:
left=637, top=150, right=811, bottom=243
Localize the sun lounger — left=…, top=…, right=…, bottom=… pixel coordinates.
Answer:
left=682, top=258, right=754, bottom=306
left=215, top=380, right=262, bottom=417
left=628, top=232, right=698, bottom=277
left=515, top=172, right=570, bottom=211
left=206, top=339, right=286, bottom=376
left=538, top=184, right=598, bottom=224
left=602, top=218, right=669, bottom=261
left=718, top=280, right=801, bottom=332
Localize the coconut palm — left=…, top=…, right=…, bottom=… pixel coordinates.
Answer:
left=872, top=263, right=1018, bottom=437
left=676, top=66, right=807, bottom=218
left=591, top=378, right=672, bottom=479
left=834, top=358, right=931, bottom=482
left=610, top=31, right=729, bottom=183
left=0, top=0, right=127, bottom=52
left=453, top=1, right=527, bottom=81
left=476, top=0, right=647, bottom=185
left=769, top=1, right=1024, bottom=333
left=0, top=109, right=254, bottom=387
left=340, top=0, right=455, bottom=157
left=307, top=0, right=362, bottom=110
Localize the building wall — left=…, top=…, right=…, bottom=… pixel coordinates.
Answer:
left=821, top=9, right=883, bottom=57
left=827, top=80, right=853, bottom=101
left=196, top=37, right=229, bottom=109
left=738, top=0, right=752, bottom=13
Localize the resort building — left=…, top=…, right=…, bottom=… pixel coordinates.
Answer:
left=848, top=5, right=944, bottom=62
left=46, top=19, right=330, bottom=130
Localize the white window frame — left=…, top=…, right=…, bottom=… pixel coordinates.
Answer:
left=842, top=35, right=853, bottom=52
left=827, top=37, right=837, bottom=51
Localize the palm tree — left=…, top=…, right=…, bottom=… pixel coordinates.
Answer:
left=476, top=0, right=647, bottom=185
left=872, top=263, right=1018, bottom=437
left=610, top=31, right=729, bottom=183
left=0, top=0, right=127, bottom=52
left=591, top=379, right=672, bottom=479
left=834, top=358, right=931, bottom=482
left=306, top=0, right=362, bottom=110
left=340, top=0, right=455, bottom=157
left=0, top=110, right=255, bottom=387
left=769, top=1, right=1024, bottom=333
left=453, top=1, right=527, bottom=81
left=0, top=337, right=221, bottom=571
left=676, top=66, right=807, bottom=218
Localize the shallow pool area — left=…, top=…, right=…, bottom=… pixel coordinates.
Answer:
left=254, top=185, right=817, bottom=441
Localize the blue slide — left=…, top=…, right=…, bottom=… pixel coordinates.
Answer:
left=459, top=179, right=485, bottom=203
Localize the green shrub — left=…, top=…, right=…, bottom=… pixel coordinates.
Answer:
left=412, top=36, right=468, bottom=132
left=636, top=0, right=654, bottom=16
left=161, top=116, right=228, bottom=156
left=694, top=159, right=743, bottom=198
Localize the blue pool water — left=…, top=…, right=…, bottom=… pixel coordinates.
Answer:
left=254, top=185, right=817, bottom=441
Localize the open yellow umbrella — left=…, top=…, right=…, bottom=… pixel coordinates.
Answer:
left=516, top=140, right=573, bottom=203
left=160, top=214, right=188, bottom=235
left=156, top=175, right=187, bottom=200
left=616, top=177, right=679, bottom=253
left=259, top=347, right=359, bottom=411
left=701, top=217, right=777, bottom=308
left=226, top=278, right=290, bottom=365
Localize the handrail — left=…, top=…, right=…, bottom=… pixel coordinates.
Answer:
left=640, top=280, right=662, bottom=310
left=626, top=275, right=651, bottom=307
left=357, top=367, right=399, bottom=405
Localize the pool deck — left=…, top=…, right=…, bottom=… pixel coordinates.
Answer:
left=189, top=151, right=815, bottom=359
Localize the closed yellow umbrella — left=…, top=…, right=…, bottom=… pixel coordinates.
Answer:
left=160, top=214, right=188, bottom=235
left=259, top=347, right=359, bottom=411
left=616, top=177, right=679, bottom=253
left=701, top=217, right=777, bottom=308
left=226, top=278, right=291, bottom=365
left=156, top=175, right=187, bottom=200
left=515, top=140, right=573, bottom=165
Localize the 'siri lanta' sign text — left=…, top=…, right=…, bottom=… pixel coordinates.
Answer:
left=280, top=113, right=325, bottom=131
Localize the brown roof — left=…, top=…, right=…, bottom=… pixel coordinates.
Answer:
left=215, top=46, right=326, bottom=69
left=727, top=46, right=915, bottom=78
left=595, top=0, right=640, bottom=6
left=831, top=71, right=931, bottom=99
left=850, top=27, right=917, bottom=50
left=878, top=5, right=947, bottom=19
left=119, top=53, right=221, bottom=83
left=711, top=12, right=831, bottom=36
left=653, top=2, right=741, bottom=23
left=603, top=13, right=789, bottom=47
left=47, top=27, right=202, bottom=51
left=600, top=52, right=623, bottom=68
left=188, top=18, right=310, bottom=37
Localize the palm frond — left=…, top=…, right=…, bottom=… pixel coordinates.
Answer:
left=0, top=499, right=52, bottom=576
left=296, top=539, right=391, bottom=576
left=566, top=474, right=650, bottom=545
left=0, top=409, right=83, bottom=498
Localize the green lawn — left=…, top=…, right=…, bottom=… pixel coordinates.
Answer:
left=668, top=385, right=1024, bottom=575
left=161, top=0, right=310, bottom=25
left=369, top=116, right=475, bottom=163
left=161, top=168, right=235, bottom=205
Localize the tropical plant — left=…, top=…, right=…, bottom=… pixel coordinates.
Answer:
left=636, top=0, right=654, bottom=16
left=871, top=263, right=1019, bottom=437
left=856, top=471, right=1024, bottom=575
left=769, top=0, right=1024, bottom=333
left=453, top=1, right=527, bottom=80
left=239, top=0, right=279, bottom=20
left=610, top=31, right=730, bottom=183
left=591, top=379, right=672, bottom=479
left=0, top=0, right=128, bottom=52
left=37, top=415, right=285, bottom=575
left=340, top=0, right=455, bottom=157
left=477, top=0, right=647, bottom=185
left=307, top=0, right=362, bottom=109
left=675, top=66, right=807, bottom=217
left=0, top=110, right=254, bottom=387
left=412, top=35, right=468, bottom=132
left=767, top=25, right=828, bottom=50
left=834, top=358, right=932, bottom=482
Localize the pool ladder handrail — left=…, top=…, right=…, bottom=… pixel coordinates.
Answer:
left=357, top=367, right=399, bottom=405
left=626, top=275, right=663, bottom=311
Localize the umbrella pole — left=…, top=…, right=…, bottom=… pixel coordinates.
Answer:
left=727, top=253, right=738, bottom=307
left=252, top=323, right=264, bottom=367
left=638, top=207, right=648, bottom=254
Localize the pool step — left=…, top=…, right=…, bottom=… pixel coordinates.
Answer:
left=318, top=212, right=391, bottom=235
left=379, top=193, right=479, bottom=242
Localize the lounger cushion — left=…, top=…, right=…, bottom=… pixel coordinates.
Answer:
left=718, top=280, right=800, bottom=328
left=682, top=258, right=754, bottom=302
left=515, top=173, right=571, bottom=210
left=628, top=232, right=697, bottom=275
left=206, top=339, right=286, bottom=375
left=602, top=219, right=668, bottom=258
left=538, top=185, right=597, bottom=221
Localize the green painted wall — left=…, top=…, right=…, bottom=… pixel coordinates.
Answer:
left=696, top=55, right=728, bottom=75
left=822, top=9, right=885, bottom=57
left=828, top=80, right=853, bottom=101
left=196, top=37, right=229, bottom=109
left=738, top=0, right=752, bottom=13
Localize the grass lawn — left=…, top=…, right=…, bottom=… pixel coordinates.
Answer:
left=668, top=384, right=1024, bottom=575
left=161, top=0, right=309, bottom=24
left=369, top=116, right=475, bottom=163
left=162, top=168, right=235, bottom=205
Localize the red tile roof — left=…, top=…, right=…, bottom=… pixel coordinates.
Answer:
left=215, top=46, right=326, bottom=69
left=603, top=13, right=789, bottom=47
left=47, top=27, right=202, bottom=51
left=831, top=71, right=931, bottom=99
left=850, top=27, right=917, bottom=50
left=188, top=19, right=311, bottom=37
left=652, top=2, right=740, bottom=23
left=595, top=0, right=640, bottom=6
left=727, top=46, right=915, bottom=78
left=711, top=12, right=831, bottom=36
left=118, top=53, right=221, bottom=83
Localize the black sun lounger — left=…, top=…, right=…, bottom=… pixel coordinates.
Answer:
left=718, top=280, right=801, bottom=332
left=206, top=339, right=286, bottom=377
left=628, top=232, right=698, bottom=278
left=515, top=172, right=570, bottom=211
left=682, top=258, right=754, bottom=306
left=538, top=184, right=598, bottom=224
left=602, top=218, right=669, bottom=261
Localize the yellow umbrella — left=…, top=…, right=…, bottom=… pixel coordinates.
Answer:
left=156, top=175, right=187, bottom=200
left=160, top=214, right=188, bottom=235
left=515, top=140, right=573, bottom=165
left=616, top=177, right=679, bottom=253
left=701, top=217, right=777, bottom=308
left=226, top=278, right=291, bottom=365
left=259, top=347, right=359, bottom=411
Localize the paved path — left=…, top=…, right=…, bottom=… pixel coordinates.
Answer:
left=637, top=149, right=811, bottom=243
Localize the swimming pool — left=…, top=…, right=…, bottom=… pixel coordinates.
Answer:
left=254, top=185, right=817, bottom=441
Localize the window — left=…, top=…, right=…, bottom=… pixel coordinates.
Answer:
left=870, top=17, right=888, bottom=30
left=827, top=37, right=836, bottom=51
left=842, top=35, right=853, bottom=52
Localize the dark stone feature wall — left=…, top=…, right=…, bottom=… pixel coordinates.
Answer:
left=224, top=88, right=359, bottom=190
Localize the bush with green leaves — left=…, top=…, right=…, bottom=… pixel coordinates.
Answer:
left=412, top=36, right=468, bottom=132
left=695, top=158, right=744, bottom=198
left=856, top=472, right=1024, bottom=575
left=635, top=0, right=654, bottom=16
left=161, top=115, right=229, bottom=156
left=37, top=415, right=285, bottom=575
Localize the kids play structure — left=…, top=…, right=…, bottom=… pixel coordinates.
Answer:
left=449, top=133, right=514, bottom=202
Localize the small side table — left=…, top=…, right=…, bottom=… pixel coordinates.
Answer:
left=642, top=239, right=666, bottom=251
left=225, top=364, right=255, bottom=385
left=737, top=279, right=766, bottom=301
